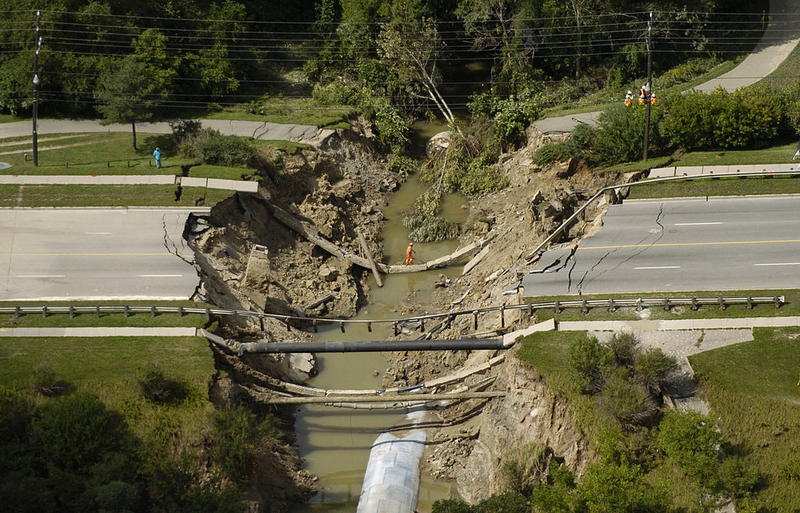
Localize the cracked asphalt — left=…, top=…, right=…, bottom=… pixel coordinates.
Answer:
left=522, top=196, right=800, bottom=297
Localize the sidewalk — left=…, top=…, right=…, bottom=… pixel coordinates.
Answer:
left=0, top=174, right=259, bottom=192
left=0, top=327, right=200, bottom=337
left=648, top=162, right=798, bottom=178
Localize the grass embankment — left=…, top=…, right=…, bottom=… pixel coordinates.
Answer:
left=0, top=300, right=214, bottom=329
left=201, top=96, right=356, bottom=128
left=629, top=175, right=800, bottom=199
left=0, top=184, right=233, bottom=208
left=528, top=289, right=796, bottom=323
left=690, top=327, right=800, bottom=509
left=0, top=335, right=215, bottom=438
left=516, top=327, right=800, bottom=510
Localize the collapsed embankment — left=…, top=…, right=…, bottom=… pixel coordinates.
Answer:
left=188, top=121, right=639, bottom=509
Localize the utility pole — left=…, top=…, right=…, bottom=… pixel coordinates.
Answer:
left=32, top=11, right=42, bottom=167
left=642, top=12, right=653, bottom=162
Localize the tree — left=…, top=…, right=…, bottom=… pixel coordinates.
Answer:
left=377, top=0, right=460, bottom=131
left=96, top=57, right=168, bottom=150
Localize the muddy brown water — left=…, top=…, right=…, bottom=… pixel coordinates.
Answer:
left=292, top=129, right=468, bottom=512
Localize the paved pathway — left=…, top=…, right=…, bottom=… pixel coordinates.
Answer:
left=0, top=119, right=333, bottom=146
left=533, top=0, right=799, bottom=134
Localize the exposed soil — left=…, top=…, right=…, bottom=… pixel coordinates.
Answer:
left=189, top=121, right=640, bottom=509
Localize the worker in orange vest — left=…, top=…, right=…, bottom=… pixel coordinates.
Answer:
left=650, top=93, right=657, bottom=106
left=624, top=90, right=633, bottom=107
left=404, top=242, right=414, bottom=265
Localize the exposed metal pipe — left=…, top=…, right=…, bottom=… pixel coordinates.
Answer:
left=265, top=391, right=505, bottom=404
left=238, top=338, right=506, bottom=354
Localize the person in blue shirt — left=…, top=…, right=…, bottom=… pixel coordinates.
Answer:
left=153, top=147, right=162, bottom=168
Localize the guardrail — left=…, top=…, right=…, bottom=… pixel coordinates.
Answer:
left=0, top=295, right=784, bottom=335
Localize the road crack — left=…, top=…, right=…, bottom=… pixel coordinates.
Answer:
left=575, top=203, right=666, bottom=294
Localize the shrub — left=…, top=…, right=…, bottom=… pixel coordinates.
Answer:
left=31, top=393, right=127, bottom=471
left=657, top=409, right=721, bottom=488
left=501, top=443, right=551, bottom=495
left=593, top=102, right=663, bottom=166
left=473, top=493, right=528, bottom=513
left=533, top=142, right=569, bottom=167
left=194, top=132, right=256, bottom=167
left=95, top=481, right=140, bottom=513
left=597, top=368, right=657, bottom=429
left=402, top=188, right=460, bottom=242
left=138, top=365, right=190, bottom=405
left=432, top=498, right=474, bottom=513
left=210, top=405, right=278, bottom=483
left=579, top=459, right=667, bottom=513
left=719, top=458, right=763, bottom=499
left=634, top=348, right=678, bottom=394
left=32, top=360, right=63, bottom=397
left=606, top=332, right=639, bottom=367
left=312, top=81, right=360, bottom=106
left=567, top=336, right=612, bottom=393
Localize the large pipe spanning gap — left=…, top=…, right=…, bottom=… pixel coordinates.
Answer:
left=238, top=338, right=506, bottom=354
left=265, top=391, right=505, bottom=404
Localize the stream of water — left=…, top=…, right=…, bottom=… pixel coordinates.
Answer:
left=291, top=121, right=468, bottom=512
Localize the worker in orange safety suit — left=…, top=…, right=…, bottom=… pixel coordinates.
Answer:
left=405, top=242, right=414, bottom=265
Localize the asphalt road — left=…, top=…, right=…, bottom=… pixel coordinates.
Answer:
left=522, top=195, right=800, bottom=296
left=0, top=208, right=208, bottom=301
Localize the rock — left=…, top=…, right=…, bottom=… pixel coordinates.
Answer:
left=318, top=265, right=339, bottom=282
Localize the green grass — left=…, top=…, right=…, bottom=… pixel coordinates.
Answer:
left=527, top=289, right=795, bottom=323
left=671, top=141, right=797, bottom=167
left=628, top=175, right=800, bottom=199
left=0, top=184, right=233, bottom=207
left=689, top=327, right=800, bottom=510
left=0, top=300, right=214, bottom=329
left=599, top=155, right=672, bottom=174
left=753, top=40, right=800, bottom=91
left=0, top=335, right=216, bottom=439
left=201, top=97, right=357, bottom=128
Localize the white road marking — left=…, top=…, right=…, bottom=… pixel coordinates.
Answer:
left=634, top=266, right=681, bottom=270
left=137, top=274, right=183, bottom=278
left=16, top=274, right=65, bottom=278
left=753, top=262, right=800, bottom=266
left=674, top=222, right=723, bottom=226
left=85, top=232, right=111, bottom=235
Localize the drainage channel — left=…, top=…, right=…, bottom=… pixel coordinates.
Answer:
left=291, top=164, right=467, bottom=512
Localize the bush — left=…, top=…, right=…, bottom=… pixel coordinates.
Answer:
left=32, top=361, right=67, bottom=397
left=662, top=88, right=787, bottom=151
left=567, top=336, right=612, bottom=393
left=432, top=498, right=474, bottom=513
left=138, top=365, right=190, bottom=405
left=597, top=369, right=657, bottom=429
left=532, top=142, right=569, bottom=167
left=593, top=102, right=663, bottom=166
left=312, top=81, right=360, bottom=106
left=719, top=458, right=763, bottom=499
left=95, top=481, right=140, bottom=513
left=579, top=459, right=667, bottom=513
left=210, top=405, right=278, bottom=483
left=657, top=409, right=721, bottom=488
left=194, top=132, right=256, bottom=167
left=634, top=348, right=678, bottom=394
left=402, top=188, right=460, bottom=242
left=606, top=332, right=639, bottom=367
left=501, top=443, right=551, bottom=495
left=31, top=393, right=128, bottom=471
